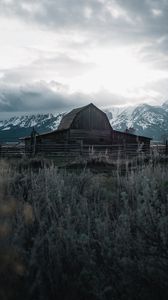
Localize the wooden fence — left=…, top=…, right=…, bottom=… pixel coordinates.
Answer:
left=33, top=143, right=150, bottom=159
left=0, top=143, right=167, bottom=159
left=0, top=144, right=25, bottom=158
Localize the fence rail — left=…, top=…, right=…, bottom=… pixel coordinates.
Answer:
left=0, top=145, right=25, bottom=158
left=0, top=143, right=167, bottom=159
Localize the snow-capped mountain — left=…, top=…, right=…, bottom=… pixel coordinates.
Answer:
left=0, top=113, right=64, bottom=143
left=0, top=101, right=168, bottom=143
left=109, top=102, right=168, bottom=141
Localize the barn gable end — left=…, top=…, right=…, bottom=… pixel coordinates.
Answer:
left=58, top=103, right=112, bottom=131
left=56, top=103, right=113, bottom=144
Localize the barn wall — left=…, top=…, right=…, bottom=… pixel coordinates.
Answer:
left=69, top=129, right=112, bottom=144
left=71, top=105, right=111, bottom=130
left=112, top=131, right=137, bottom=144
left=112, top=131, right=151, bottom=151
left=25, top=131, right=68, bottom=149
left=36, top=131, right=68, bottom=144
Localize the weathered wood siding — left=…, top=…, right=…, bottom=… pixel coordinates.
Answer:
left=37, top=131, right=68, bottom=144
left=25, top=130, right=68, bottom=146
left=112, top=130, right=151, bottom=151
left=69, top=129, right=112, bottom=144
left=69, top=105, right=112, bottom=144
left=112, top=131, right=137, bottom=144
left=71, top=105, right=111, bottom=130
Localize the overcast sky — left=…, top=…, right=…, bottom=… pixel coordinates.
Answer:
left=0, top=0, right=168, bottom=118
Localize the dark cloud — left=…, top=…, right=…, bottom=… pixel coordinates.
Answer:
left=1, top=0, right=168, bottom=39
left=0, top=80, right=145, bottom=117
left=0, top=0, right=168, bottom=66
left=0, top=0, right=168, bottom=116
left=0, top=0, right=168, bottom=81
left=0, top=82, right=86, bottom=113
left=0, top=0, right=167, bottom=61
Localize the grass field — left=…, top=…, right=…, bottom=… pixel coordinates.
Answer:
left=0, top=157, right=168, bottom=300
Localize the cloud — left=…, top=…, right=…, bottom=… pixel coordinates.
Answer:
left=1, top=54, right=96, bottom=85
left=1, top=0, right=168, bottom=66
left=0, top=0, right=168, bottom=116
left=0, top=80, right=161, bottom=118
left=0, top=0, right=168, bottom=39
left=0, top=79, right=136, bottom=118
left=0, top=81, right=87, bottom=113
left=1, top=0, right=168, bottom=59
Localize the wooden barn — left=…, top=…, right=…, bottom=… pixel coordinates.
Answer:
left=22, top=103, right=151, bottom=155
left=111, top=130, right=151, bottom=152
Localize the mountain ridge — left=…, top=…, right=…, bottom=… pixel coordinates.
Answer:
left=109, top=102, right=168, bottom=141
left=0, top=102, right=168, bottom=142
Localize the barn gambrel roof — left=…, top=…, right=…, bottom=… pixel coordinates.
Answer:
left=58, top=103, right=108, bottom=130
left=58, top=106, right=85, bottom=130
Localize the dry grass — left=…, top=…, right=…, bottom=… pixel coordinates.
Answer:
left=0, top=157, right=168, bottom=300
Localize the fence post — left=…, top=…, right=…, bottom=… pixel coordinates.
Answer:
left=80, top=140, right=83, bottom=155
left=31, top=127, right=37, bottom=157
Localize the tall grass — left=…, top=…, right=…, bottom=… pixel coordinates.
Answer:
left=0, top=158, right=168, bottom=300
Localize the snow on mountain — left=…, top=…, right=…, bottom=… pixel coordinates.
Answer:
left=108, top=103, right=168, bottom=141
left=0, top=113, right=64, bottom=130
left=49, top=114, right=63, bottom=131
left=0, top=102, right=168, bottom=142
left=0, top=113, right=65, bottom=142
left=109, top=105, right=136, bottom=128
left=104, top=106, right=126, bottom=120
